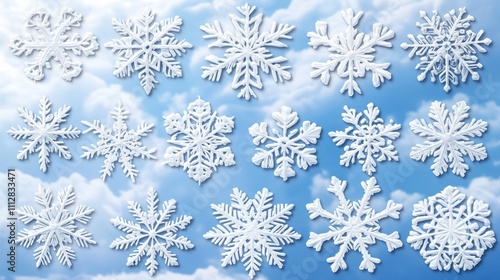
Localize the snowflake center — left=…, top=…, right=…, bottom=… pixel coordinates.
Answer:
left=345, top=216, right=363, bottom=233
left=142, top=41, right=154, bottom=53
left=441, top=133, right=454, bottom=144
left=442, top=41, right=452, bottom=51
left=149, top=228, right=157, bottom=238
left=278, top=136, right=290, bottom=147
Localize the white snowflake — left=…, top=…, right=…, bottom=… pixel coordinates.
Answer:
left=408, top=186, right=495, bottom=272
left=105, top=8, right=192, bottom=95
left=306, top=176, right=403, bottom=273
left=307, top=9, right=394, bottom=96
left=200, top=3, right=294, bottom=100
left=401, top=8, right=492, bottom=92
left=249, top=106, right=321, bottom=181
left=409, top=100, right=487, bottom=177
left=81, top=103, right=157, bottom=182
left=17, top=185, right=96, bottom=268
left=163, top=97, right=235, bottom=185
left=329, top=103, right=401, bottom=175
left=10, top=8, right=99, bottom=81
left=204, top=187, right=300, bottom=279
left=7, top=96, right=80, bottom=172
left=110, top=188, right=194, bottom=276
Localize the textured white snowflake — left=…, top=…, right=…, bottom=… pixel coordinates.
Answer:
left=105, top=8, right=192, bottom=95
left=10, top=8, right=99, bottom=81
left=409, top=100, right=487, bottom=177
left=163, top=97, right=235, bottom=185
left=306, top=176, right=403, bottom=273
left=17, top=185, right=96, bottom=268
left=204, top=187, right=300, bottom=279
left=329, top=103, right=401, bottom=175
left=200, top=3, right=294, bottom=100
left=401, top=8, right=492, bottom=92
left=307, top=9, right=394, bottom=96
left=408, top=186, right=495, bottom=272
left=81, top=103, right=157, bottom=182
left=7, top=96, right=80, bottom=172
left=110, top=188, right=194, bottom=276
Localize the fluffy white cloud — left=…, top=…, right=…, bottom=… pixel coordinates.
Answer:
left=460, top=176, right=500, bottom=212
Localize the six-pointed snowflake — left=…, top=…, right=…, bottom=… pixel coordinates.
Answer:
left=110, top=188, right=194, bottom=276
left=307, top=9, right=394, bottom=96
left=306, top=176, right=403, bottom=273
left=200, top=3, right=294, bottom=100
left=401, top=8, right=492, bottom=92
left=409, top=100, right=487, bottom=177
left=204, top=187, right=301, bottom=279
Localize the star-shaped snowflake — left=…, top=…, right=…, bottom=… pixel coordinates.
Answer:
left=204, top=187, right=301, bottom=279
left=200, top=3, right=294, bottom=100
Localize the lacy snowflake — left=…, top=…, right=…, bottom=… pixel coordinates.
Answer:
left=204, top=187, right=300, bottom=279
left=17, top=185, right=96, bottom=267
left=401, top=8, right=492, bottom=92
left=307, top=176, right=403, bottom=273
left=409, top=100, right=487, bottom=177
left=7, top=96, right=80, bottom=172
left=110, top=188, right=194, bottom=276
left=163, top=97, right=235, bottom=185
left=307, top=9, right=394, bottom=96
left=200, top=3, right=294, bottom=100
left=105, top=8, right=192, bottom=95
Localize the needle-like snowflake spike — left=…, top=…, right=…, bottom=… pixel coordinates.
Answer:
left=110, top=188, right=194, bottom=276
left=204, top=187, right=300, bottom=279
left=17, top=185, right=96, bottom=268
left=307, top=9, right=394, bottom=96
left=7, top=96, right=80, bottom=172
left=329, top=103, right=401, bottom=175
left=163, top=97, right=235, bottom=185
left=401, top=8, right=492, bottom=92
left=200, top=3, right=294, bottom=100
left=408, top=186, right=495, bottom=272
left=409, top=100, right=487, bottom=177
left=105, top=8, right=192, bottom=95
left=81, top=103, right=157, bottom=182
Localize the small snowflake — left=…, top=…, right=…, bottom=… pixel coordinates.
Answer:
left=401, top=8, right=492, bottom=92
left=7, top=96, right=80, bottom=172
left=201, top=3, right=294, bottom=100
left=307, top=176, right=403, bottom=273
left=307, top=9, right=394, bottom=96
left=409, top=100, right=487, bottom=177
left=204, top=187, right=300, bottom=279
left=110, top=188, right=194, bottom=276
left=105, top=8, right=192, bottom=95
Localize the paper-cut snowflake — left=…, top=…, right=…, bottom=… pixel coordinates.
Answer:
left=200, top=3, right=294, bottom=100
left=329, top=103, right=400, bottom=175
left=105, top=8, right=192, bottom=95
left=110, top=188, right=194, bottom=276
left=306, top=176, right=403, bottom=273
left=401, top=8, right=492, bottom=92
left=163, top=97, right=235, bottom=185
left=409, top=100, right=487, bottom=177
left=10, top=8, right=99, bottom=81
left=204, top=187, right=300, bottom=279
left=17, top=185, right=96, bottom=268
left=81, top=103, right=156, bottom=182
left=408, top=186, right=495, bottom=272
left=307, top=9, right=394, bottom=96
left=7, top=96, right=80, bottom=172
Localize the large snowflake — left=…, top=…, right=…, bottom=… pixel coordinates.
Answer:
left=105, top=8, right=192, bottom=95
left=200, top=3, right=294, bottom=100
left=306, top=176, right=403, bottom=273
left=307, top=9, right=394, bottom=96
left=163, top=97, right=235, bottom=185
left=10, top=8, right=99, bottom=81
left=401, top=8, right=492, bottom=92
left=204, top=187, right=300, bottom=279
left=409, top=100, right=487, bottom=177
left=17, top=185, right=96, bottom=267
left=7, top=96, right=80, bottom=172
left=110, top=188, right=194, bottom=276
